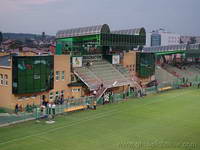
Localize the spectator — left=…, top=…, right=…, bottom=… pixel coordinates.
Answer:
left=93, top=101, right=97, bottom=110
left=60, top=95, right=64, bottom=104
left=15, top=104, right=19, bottom=114
left=48, top=103, right=52, bottom=115
left=86, top=102, right=90, bottom=109
left=101, top=83, right=103, bottom=89
left=93, top=90, right=97, bottom=96
left=25, top=104, right=30, bottom=112
left=86, top=61, right=90, bottom=67
left=19, top=104, right=23, bottom=112
left=32, top=103, right=36, bottom=109
left=55, top=96, right=58, bottom=104
left=52, top=103, right=56, bottom=117
left=41, top=105, right=46, bottom=117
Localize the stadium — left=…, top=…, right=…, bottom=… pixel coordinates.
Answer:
left=0, top=24, right=200, bottom=150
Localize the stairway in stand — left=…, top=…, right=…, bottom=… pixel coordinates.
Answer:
left=95, top=87, right=108, bottom=102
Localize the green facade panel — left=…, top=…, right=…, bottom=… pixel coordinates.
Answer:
left=136, top=53, right=155, bottom=78
left=12, top=56, right=54, bottom=94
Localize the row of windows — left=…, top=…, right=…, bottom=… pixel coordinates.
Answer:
left=49, top=89, right=81, bottom=100
left=0, top=74, right=8, bottom=86
left=72, top=88, right=81, bottom=92
left=55, top=71, right=65, bottom=81
left=126, top=64, right=135, bottom=72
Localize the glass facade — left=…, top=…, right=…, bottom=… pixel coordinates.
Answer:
left=151, top=33, right=161, bottom=46
left=56, top=24, right=146, bottom=55
left=12, top=56, right=54, bottom=94
left=56, top=34, right=102, bottom=55
left=136, top=53, right=155, bottom=78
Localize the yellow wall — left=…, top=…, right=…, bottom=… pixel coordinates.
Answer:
left=109, top=85, right=128, bottom=94
left=0, top=52, right=9, bottom=56
left=48, top=55, right=71, bottom=101
left=0, top=66, right=12, bottom=109
left=0, top=66, right=48, bottom=110
left=70, top=86, right=84, bottom=98
left=19, top=51, right=37, bottom=56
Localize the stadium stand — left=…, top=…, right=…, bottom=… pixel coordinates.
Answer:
left=114, top=64, right=130, bottom=78
left=155, top=65, right=177, bottom=84
left=161, top=63, right=200, bottom=81
left=88, top=60, right=132, bottom=88
left=74, top=59, right=138, bottom=103
left=74, top=59, right=135, bottom=91
left=162, top=64, right=183, bottom=78
left=73, top=67, right=101, bottom=90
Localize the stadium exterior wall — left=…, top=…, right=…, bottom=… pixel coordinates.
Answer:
left=0, top=66, right=12, bottom=110
left=122, top=51, right=137, bottom=77
left=0, top=55, right=72, bottom=111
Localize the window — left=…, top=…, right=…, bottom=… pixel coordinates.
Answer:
left=49, top=92, right=54, bottom=100
left=61, top=71, right=65, bottom=80
left=4, top=74, right=8, bottom=86
left=72, top=88, right=80, bottom=92
left=56, top=71, right=60, bottom=81
left=0, top=74, right=3, bottom=85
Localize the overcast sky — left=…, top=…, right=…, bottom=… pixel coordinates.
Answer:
left=0, top=0, right=199, bottom=36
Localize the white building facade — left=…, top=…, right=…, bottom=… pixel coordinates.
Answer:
left=145, top=29, right=181, bottom=47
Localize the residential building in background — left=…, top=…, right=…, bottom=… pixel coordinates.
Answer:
left=180, top=36, right=200, bottom=44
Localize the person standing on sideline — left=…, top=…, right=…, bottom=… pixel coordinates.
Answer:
left=48, top=103, right=52, bottom=115
left=35, top=107, right=40, bottom=122
left=93, top=101, right=97, bottom=110
left=198, top=83, right=200, bottom=88
left=86, top=102, right=90, bottom=109
left=52, top=103, right=56, bottom=118
left=15, top=104, right=19, bottom=114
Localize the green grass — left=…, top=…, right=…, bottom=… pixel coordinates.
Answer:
left=0, top=88, right=200, bottom=150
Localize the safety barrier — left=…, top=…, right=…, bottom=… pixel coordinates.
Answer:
left=1, top=77, right=200, bottom=127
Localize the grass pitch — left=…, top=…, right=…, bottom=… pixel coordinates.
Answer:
left=0, top=88, right=200, bottom=150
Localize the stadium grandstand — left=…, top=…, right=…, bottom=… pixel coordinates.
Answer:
left=143, top=43, right=200, bottom=89
left=55, top=24, right=147, bottom=105
left=1, top=24, right=200, bottom=127
left=56, top=24, right=200, bottom=104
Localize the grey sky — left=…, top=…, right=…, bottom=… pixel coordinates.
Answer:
left=0, top=0, right=199, bottom=36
